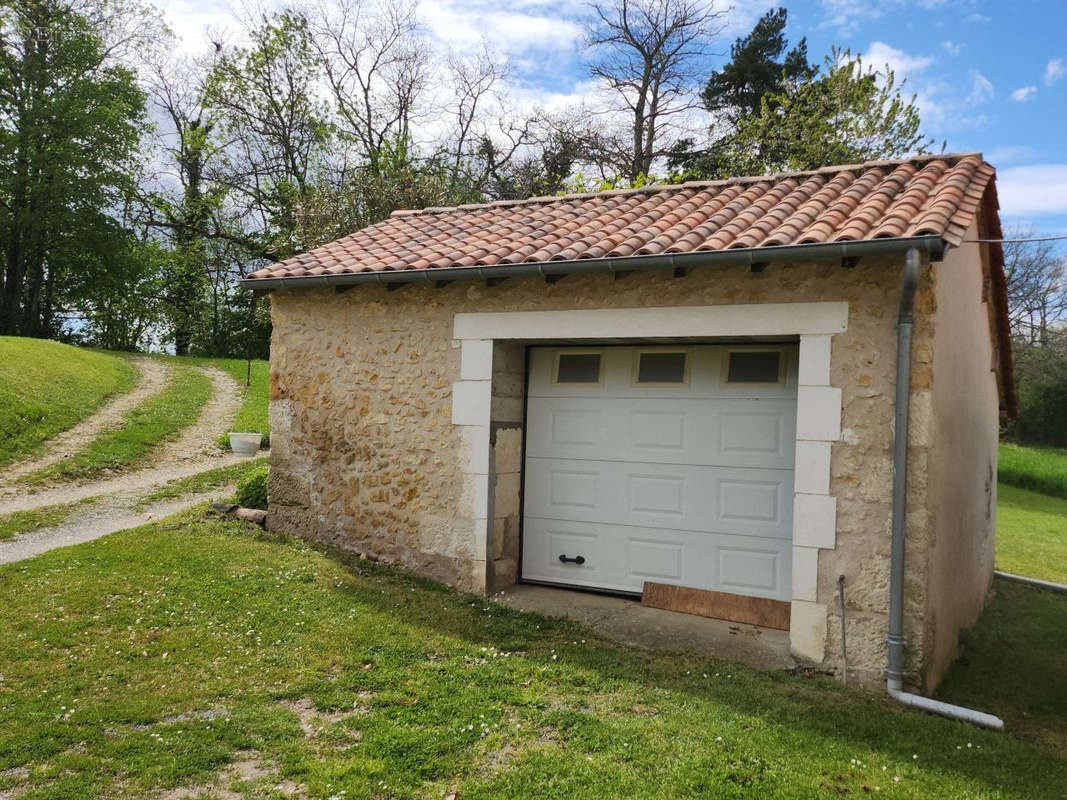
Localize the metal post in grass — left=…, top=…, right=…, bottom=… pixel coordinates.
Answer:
left=246, top=291, right=255, bottom=388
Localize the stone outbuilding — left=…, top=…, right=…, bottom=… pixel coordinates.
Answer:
left=242, top=154, right=1014, bottom=694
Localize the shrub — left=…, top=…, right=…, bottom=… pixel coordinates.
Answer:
left=236, top=464, right=268, bottom=510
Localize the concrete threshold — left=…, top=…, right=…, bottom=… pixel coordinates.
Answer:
left=498, top=583, right=795, bottom=672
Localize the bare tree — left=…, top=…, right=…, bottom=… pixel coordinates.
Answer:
left=1003, top=227, right=1067, bottom=345
left=583, top=0, right=725, bottom=181
left=307, top=0, right=429, bottom=167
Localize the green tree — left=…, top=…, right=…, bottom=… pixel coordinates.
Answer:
left=700, top=7, right=813, bottom=125
left=75, top=230, right=166, bottom=352
left=720, top=50, right=933, bottom=175
left=206, top=11, right=332, bottom=261
left=671, top=7, right=813, bottom=176
left=0, top=0, right=147, bottom=337
left=146, top=53, right=227, bottom=355
left=672, top=9, right=931, bottom=179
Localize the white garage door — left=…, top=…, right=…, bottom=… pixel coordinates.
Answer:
left=521, top=344, right=797, bottom=600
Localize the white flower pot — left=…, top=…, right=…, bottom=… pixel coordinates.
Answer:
left=229, top=432, right=263, bottom=457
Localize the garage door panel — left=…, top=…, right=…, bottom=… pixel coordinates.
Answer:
left=524, top=457, right=794, bottom=540
left=521, top=517, right=792, bottom=599
left=525, top=398, right=796, bottom=468
left=522, top=344, right=798, bottom=600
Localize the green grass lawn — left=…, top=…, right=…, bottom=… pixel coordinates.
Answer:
left=0, top=337, right=136, bottom=468
left=20, top=364, right=213, bottom=484
left=996, top=484, right=1067, bottom=584
left=0, top=514, right=1063, bottom=800
left=999, top=443, right=1067, bottom=499
left=938, top=579, right=1067, bottom=755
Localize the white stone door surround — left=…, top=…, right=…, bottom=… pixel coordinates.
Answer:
left=451, top=302, right=848, bottom=663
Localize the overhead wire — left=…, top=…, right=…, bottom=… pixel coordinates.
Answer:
left=963, top=234, right=1067, bottom=243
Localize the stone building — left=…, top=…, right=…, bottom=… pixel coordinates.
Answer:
left=242, top=154, right=1014, bottom=694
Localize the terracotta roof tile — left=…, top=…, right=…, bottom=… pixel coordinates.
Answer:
left=246, top=154, right=998, bottom=281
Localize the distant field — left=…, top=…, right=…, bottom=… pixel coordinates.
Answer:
left=996, top=484, right=1067, bottom=584
left=0, top=337, right=136, bottom=468
left=995, top=443, right=1067, bottom=584
left=998, top=443, right=1067, bottom=499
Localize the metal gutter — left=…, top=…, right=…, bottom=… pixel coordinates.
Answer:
left=239, top=235, right=946, bottom=292
left=885, top=247, right=1004, bottom=731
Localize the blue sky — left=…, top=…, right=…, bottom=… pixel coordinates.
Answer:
left=162, top=0, right=1067, bottom=235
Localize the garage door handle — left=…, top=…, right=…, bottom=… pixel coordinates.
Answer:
left=559, top=554, right=585, bottom=565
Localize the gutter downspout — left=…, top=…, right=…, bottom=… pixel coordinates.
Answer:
left=885, top=248, right=1004, bottom=731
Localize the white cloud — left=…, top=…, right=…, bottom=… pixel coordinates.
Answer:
left=419, top=0, right=584, bottom=57
left=942, top=40, right=964, bottom=56
left=997, top=164, right=1067, bottom=216
left=985, top=146, right=1036, bottom=166
left=964, top=12, right=991, bottom=23
left=1046, top=58, right=1065, bottom=86
left=818, top=0, right=883, bottom=34
left=1011, top=85, right=1038, bottom=102
left=160, top=0, right=238, bottom=51
left=967, top=71, right=993, bottom=104
left=862, top=41, right=934, bottom=75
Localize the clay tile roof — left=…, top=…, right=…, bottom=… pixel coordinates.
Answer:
left=246, top=153, right=998, bottom=281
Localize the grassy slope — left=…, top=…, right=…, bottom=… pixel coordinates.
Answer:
left=996, top=484, right=1067, bottom=583
left=999, top=443, right=1067, bottom=499
left=0, top=515, right=1062, bottom=800
left=0, top=337, right=136, bottom=468
left=20, top=364, right=213, bottom=484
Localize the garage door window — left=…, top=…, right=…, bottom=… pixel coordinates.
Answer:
left=635, top=350, right=688, bottom=384
left=555, top=352, right=602, bottom=384
left=726, top=350, right=782, bottom=383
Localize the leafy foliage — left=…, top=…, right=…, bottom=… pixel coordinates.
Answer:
left=1010, top=331, right=1067, bottom=446
left=235, top=463, right=268, bottom=510
left=699, top=7, right=814, bottom=124
left=672, top=10, right=932, bottom=179
left=0, top=0, right=149, bottom=337
left=720, top=50, right=933, bottom=175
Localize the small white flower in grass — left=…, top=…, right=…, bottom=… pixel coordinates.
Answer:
left=912, top=754, right=918, bottom=760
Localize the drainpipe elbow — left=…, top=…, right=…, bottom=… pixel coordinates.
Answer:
left=886, top=677, right=1004, bottom=730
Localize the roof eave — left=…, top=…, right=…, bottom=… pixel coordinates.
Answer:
left=240, top=235, right=946, bottom=292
